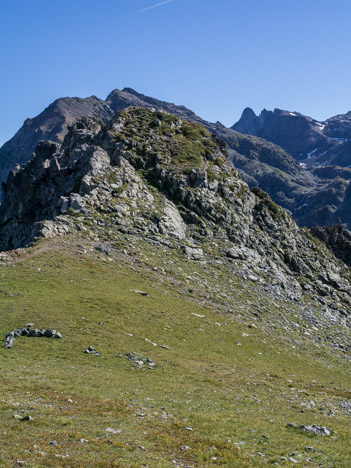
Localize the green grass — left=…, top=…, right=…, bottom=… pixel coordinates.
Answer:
left=110, top=108, right=217, bottom=171
left=1, top=236, right=351, bottom=466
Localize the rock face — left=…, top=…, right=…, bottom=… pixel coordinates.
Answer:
left=311, top=224, right=351, bottom=267
left=4, top=88, right=351, bottom=230
left=232, top=107, right=351, bottom=166
left=0, top=96, right=113, bottom=183
left=1, top=107, right=351, bottom=326
left=0, top=88, right=314, bottom=224
left=232, top=107, right=351, bottom=229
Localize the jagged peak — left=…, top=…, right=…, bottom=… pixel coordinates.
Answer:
left=241, top=107, right=257, bottom=118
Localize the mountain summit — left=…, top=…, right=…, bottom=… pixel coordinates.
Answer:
left=232, top=107, right=351, bottom=167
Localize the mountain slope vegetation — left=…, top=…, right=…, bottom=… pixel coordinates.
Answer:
left=1, top=108, right=351, bottom=466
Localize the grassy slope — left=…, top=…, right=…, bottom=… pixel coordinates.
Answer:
left=1, top=236, right=351, bottom=467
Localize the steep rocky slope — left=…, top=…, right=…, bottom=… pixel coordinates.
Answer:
left=232, top=107, right=351, bottom=228
left=1, top=108, right=351, bottom=329
left=4, top=89, right=351, bottom=230
left=0, top=88, right=314, bottom=216
left=0, top=96, right=113, bottom=182
left=311, top=224, right=351, bottom=267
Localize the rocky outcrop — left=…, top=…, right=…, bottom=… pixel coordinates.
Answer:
left=1, top=108, right=351, bottom=327
left=311, top=224, right=351, bottom=267
left=0, top=88, right=314, bottom=222
left=0, top=96, right=113, bottom=183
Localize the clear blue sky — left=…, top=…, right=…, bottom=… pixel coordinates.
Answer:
left=1, top=0, right=351, bottom=146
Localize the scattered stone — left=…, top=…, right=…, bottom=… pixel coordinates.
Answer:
left=180, top=445, right=191, bottom=451
left=289, top=457, right=298, bottom=464
left=20, top=415, right=34, bottom=422
left=124, top=353, right=155, bottom=369
left=301, top=424, right=331, bottom=436
left=185, top=427, right=193, bottom=431
left=49, top=440, right=58, bottom=446
left=183, top=246, right=204, bottom=260
left=95, top=244, right=111, bottom=256
left=4, top=332, right=14, bottom=349
left=85, top=346, right=100, bottom=356
left=130, top=289, right=148, bottom=296
left=225, top=247, right=245, bottom=259
left=105, top=427, right=122, bottom=434
left=3, top=325, right=62, bottom=348
left=287, top=422, right=331, bottom=436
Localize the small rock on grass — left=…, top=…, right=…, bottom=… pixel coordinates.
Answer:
left=14, top=414, right=34, bottom=421
left=301, top=424, right=331, bottom=436
left=287, top=422, right=331, bottom=436
left=130, top=289, right=148, bottom=296
left=105, top=427, right=122, bottom=434
left=85, top=345, right=100, bottom=355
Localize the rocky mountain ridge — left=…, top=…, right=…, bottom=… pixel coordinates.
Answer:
left=1, top=107, right=351, bottom=331
left=3, top=88, right=351, bottom=229
left=0, top=88, right=315, bottom=223
left=232, top=107, right=351, bottom=228
left=232, top=107, right=351, bottom=167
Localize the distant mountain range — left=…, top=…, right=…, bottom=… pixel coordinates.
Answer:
left=232, top=107, right=351, bottom=168
left=1, top=88, right=351, bottom=229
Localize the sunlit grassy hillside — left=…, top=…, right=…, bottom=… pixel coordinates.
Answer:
left=1, top=235, right=351, bottom=467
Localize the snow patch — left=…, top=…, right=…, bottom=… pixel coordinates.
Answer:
left=306, top=148, right=318, bottom=158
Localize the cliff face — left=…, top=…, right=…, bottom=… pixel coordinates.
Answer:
left=1, top=108, right=351, bottom=328
left=232, top=107, right=351, bottom=166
